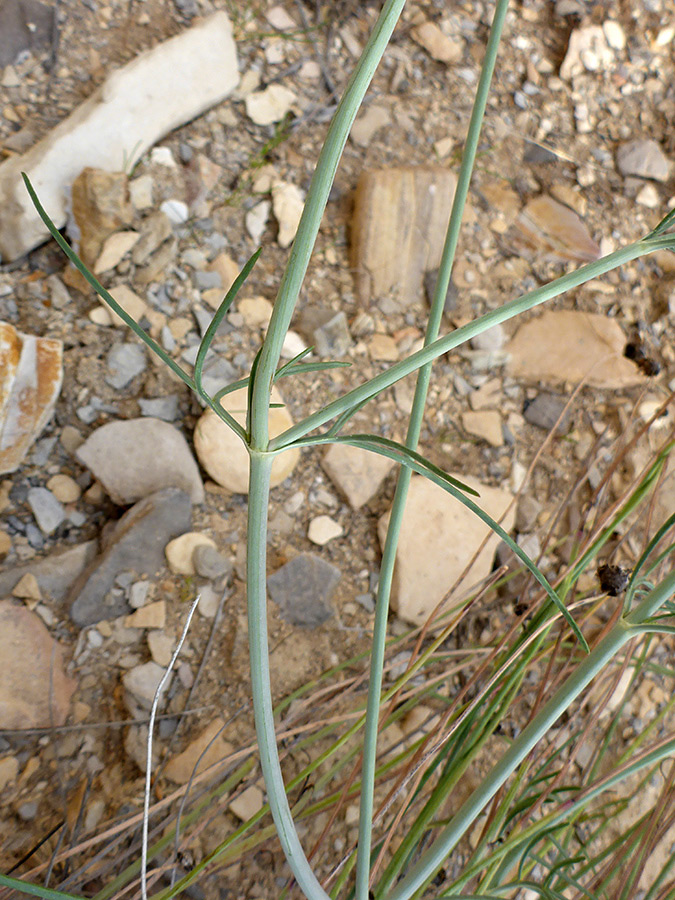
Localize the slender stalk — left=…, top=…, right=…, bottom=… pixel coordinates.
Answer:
left=271, top=235, right=675, bottom=451
left=384, top=570, right=675, bottom=900
left=354, top=8, right=511, bottom=894
left=249, top=0, right=407, bottom=449
left=246, top=453, right=330, bottom=900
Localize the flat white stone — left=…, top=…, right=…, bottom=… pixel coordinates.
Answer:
left=245, top=84, right=296, bottom=126
left=0, top=12, right=239, bottom=261
left=308, top=515, right=343, bottom=546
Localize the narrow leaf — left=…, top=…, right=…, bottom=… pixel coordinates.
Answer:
left=645, top=206, right=675, bottom=239
left=246, top=347, right=264, bottom=439
left=194, top=248, right=261, bottom=394
left=0, top=875, right=83, bottom=900
left=22, top=173, right=194, bottom=392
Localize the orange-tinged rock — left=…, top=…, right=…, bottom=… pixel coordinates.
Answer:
left=506, top=310, right=643, bottom=389
left=0, top=600, right=76, bottom=728
left=514, top=194, right=600, bottom=263
left=0, top=322, right=63, bottom=475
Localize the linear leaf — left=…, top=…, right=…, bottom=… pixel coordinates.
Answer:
left=194, top=248, right=261, bottom=395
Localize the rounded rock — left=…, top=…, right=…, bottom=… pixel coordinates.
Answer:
left=165, top=531, right=216, bottom=575
left=194, top=387, right=299, bottom=494
left=47, top=474, right=81, bottom=503
left=76, top=418, right=204, bottom=505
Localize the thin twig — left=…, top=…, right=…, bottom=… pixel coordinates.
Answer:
left=141, top=595, right=200, bottom=900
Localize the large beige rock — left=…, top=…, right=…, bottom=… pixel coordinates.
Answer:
left=194, top=387, right=299, bottom=493
left=351, top=167, right=458, bottom=306
left=514, top=195, right=600, bottom=263
left=0, top=322, right=63, bottom=474
left=378, top=474, right=515, bottom=627
left=506, top=310, right=643, bottom=389
left=0, top=12, right=239, bottom=261
left=0, top=601, right=76, bottom=728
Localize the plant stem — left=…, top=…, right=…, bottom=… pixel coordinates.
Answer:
left=247, top=453, right=330, bottom=900
left=249, top=0, right=408, bottom=449
left=353, top=2, right=510, bottom=897
left=384, top=570, right=675, bottom=900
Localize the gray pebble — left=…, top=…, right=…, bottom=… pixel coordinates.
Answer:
left=314, top=311, right=352, bottom=358
left=106, top=343, right=147, bottom=390
left=194, top=270, right=222, bottom=290
left=27, top=487, right=65, bottom=535
left=17, top=801, right=39, bottom=821
left=523, top=393, right=571, bottom=433
left=267, top=553, right=341, bottom=628
left=138, top=396, right=179, bottom=421
left=193, top=544, right=231, bottom=580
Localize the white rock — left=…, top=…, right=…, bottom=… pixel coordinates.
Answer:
left=165, top=532, right=217, bottom=575
left=193, top=386, right=299, bottom=494
left=0, top=12, right=239, bottom=262
left=602, top=20, right=626, bottom=51
left=272, top=180, right=304, bottom=248
left=636, top=183, right=661, bottom=209
left=150, top=147, right=177, bottom=167
left=281, top=330, right=308, bottom=359
left=106, top=284, right=148, bottom=327
left=308, top=515, right=343, bottom=546
left=122, top=661, right=170, bottom=710
left=560, top=26, right=613, bottom=80
left=245, top=84, right=296, bottom=126
left=378, top=474, right=515, bottom=627
left=160, top=199, right=189, bottom=225
left=245, top=200, right=271, bottom=243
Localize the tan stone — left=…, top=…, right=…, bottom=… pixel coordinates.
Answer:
left=308, top=515, right=343, bottom=546
left=147, top=631, right=174, bottom=666
left=0, top=531, right=11, bottom=557
left=368, top=333, right=399, bottom=361
left=193, top=387, right=299, bottom=494
left=47, top=474, right=81, bottom=503
left=124, top=600, right=166, bottom=629
left=0, top=323, right=63, bottom=475
left=378, top=474, right=515, bottom=627
left=165, top=532, right=216, bottom=575
left=0, top=600, right=76, bottom=728
left=514, top=195, right=600, bottom=263
left=12, top=573, right=41, bottom=601
left=207, top=253, right=239, bottom=293
left=71, top=168, right=133, bottom=268
left=351, top=167, right=458, bottom=305
left=322, top=443, right=395, bottom=509
left=238, top=296, right=273, bottom=328
left=0, top=757, right=19, bottom=791
left=411, top=21, right=463, bottom=64
left=94, top=231, right=140, bottom=273
left=462, top=410, right=504, bottom=447
left=106, top=284, right=148, bottom=327
left=229, top=784, right=264, bottom=821
left=506, top=310, right=643, bottom=389
left=163, top=718, right=234, bottom=784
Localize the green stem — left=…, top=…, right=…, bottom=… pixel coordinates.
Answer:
left=247, top=453, right=330, bottom=900
left=353, top=3, right=510, bottom=896
left=384, top=570, right=675, bottom=900
left=271, top=236, right=674, bottom=451
left=249, top=0, right=408, bottom=449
